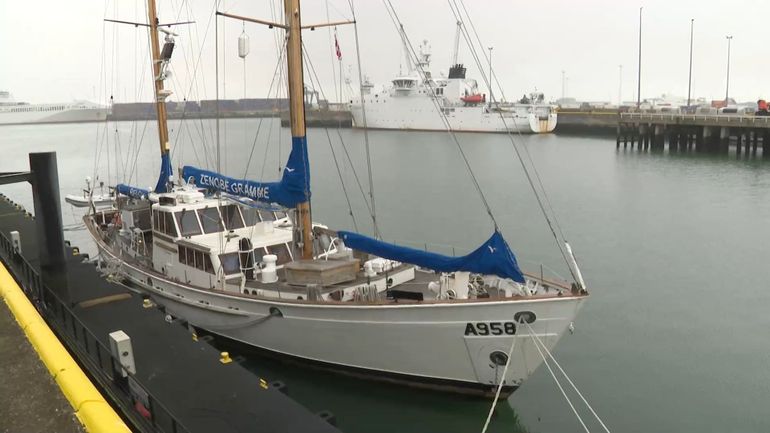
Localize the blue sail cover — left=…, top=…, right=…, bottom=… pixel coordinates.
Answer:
left=116, top=184, right=150, bottom=200
left=182, top=136, right=310, bottom=208
left=338, top=230, right=525, bottom=283
left=155, top=153, right=173, bottom=193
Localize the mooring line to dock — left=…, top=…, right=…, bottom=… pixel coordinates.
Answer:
left=0, top=262, right=130, bottom=433
left=480, top=334, right=517, bottom=433
left=525, top=322, right=611, bottom=433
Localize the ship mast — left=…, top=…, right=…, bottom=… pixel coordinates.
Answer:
left=147, top=0, right=172, bottom=192
left=284, top=0, right=313, bottom=260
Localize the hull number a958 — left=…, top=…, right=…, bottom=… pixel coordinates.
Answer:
left=464, top=322, right=517, bottom=336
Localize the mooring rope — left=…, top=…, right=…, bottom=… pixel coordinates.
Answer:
left=524, top=321, right=612, bottom=433
left=480, top=335, right=517, bottom=433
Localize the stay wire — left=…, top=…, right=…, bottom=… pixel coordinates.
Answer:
left=452, top=0, right=569, bottom=247
left=348, top=0, right=380, bottom=238
left=300, top=42, right=359, bottom=231
left=446, top=0, right=577, bottom=283
left=383, top=0, right=499, bottom=230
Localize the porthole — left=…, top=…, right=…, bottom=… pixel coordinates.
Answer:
left=514, top=311, right=536, bottom=324
left=489, top=351, right=508, bottom=366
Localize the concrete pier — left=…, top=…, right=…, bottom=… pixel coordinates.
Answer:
left=618, top=113, right=770, bottom=156
left=0, top=300, right=84, bottom=433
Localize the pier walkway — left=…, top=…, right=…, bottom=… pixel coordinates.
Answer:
left=618, top=113, right=769, bottom=155
left=0, top=299, right=84, bottom=433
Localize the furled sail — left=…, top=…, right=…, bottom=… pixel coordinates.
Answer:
left=338, top=230, right=525, bottom=283
left=181, top=136, right=310, bottom=208
left=116, top=184, right=150, bottom=200
left=155, top=153, right=173, bottom=193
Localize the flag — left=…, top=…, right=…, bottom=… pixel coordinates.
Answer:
left=334, top=33, right=342, bottom=61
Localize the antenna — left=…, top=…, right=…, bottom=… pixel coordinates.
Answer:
left=452, top=20, right=461, bottom=65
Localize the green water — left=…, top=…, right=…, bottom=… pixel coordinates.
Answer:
left=1, top=119, right=768, bottom=433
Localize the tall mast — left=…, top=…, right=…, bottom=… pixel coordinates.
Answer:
left=452, top=21, right=461, bottom=65
left=284, top=0, right=313, bottom=260
left=147, top=0, right=172, bottom=192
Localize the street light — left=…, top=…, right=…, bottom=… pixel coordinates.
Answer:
left=637, top=6, right=642, bottom=108
left=687, top=19, right=694, bottom=106
left=618, top=65, right=623, bottom=106
left=725, top=35, right=733, bottom=105
left=488, top=46, right=493, bottom=105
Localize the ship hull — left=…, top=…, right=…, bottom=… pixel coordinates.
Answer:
left=89, top=219, right=585, bottom=398
left=0, top=107, right=109, bottom=126
left=350, top=98, right=557, bottom=134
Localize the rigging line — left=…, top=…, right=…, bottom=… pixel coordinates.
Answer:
left=382, top=0, right=499, bottom=230
left=349, top=0, right=381, bottom=238
left=335, top=128, right=373, bottom=217
left=445, top=1, right=577, bottom=282
left=451, top=0, right=570, bottom=246
left=525, top=321, right=611, bottom=433
left=480, top=335, right=517, bottom=433
left=524, top=324, right=591, bottom=433
left=244, top=40, right=287, bottom=180
left=456, top=0, right=507, bottom=103
left=299, top=41, right=360, bottom=231
left=325, top=0, right=339, bottom=105
left=326, top=129, right=359, bottom=231
left=301, top=39, right=375, bottom=222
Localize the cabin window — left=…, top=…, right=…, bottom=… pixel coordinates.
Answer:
left=274, top=211, right=288, bottom=220
left=153, top=209, right=159, bottom=230
left=178, top=246, right=185, bottom=263
left=267, top=243, right=292, bottom=265
left=197, top=207, right=224, bottom=234
left=259, top=210, right=276, bottom=222
left=175, top=209, right=202, bottom=237
left=221, top=205, right=244, bottom=230
left=204, top=254, right=214, bottom=273
left=219, top=252, right=240, bottom=275
left=164, top=212, right=178, bottom=237
left=242, top=207, right=260, bottom=226
left=186, top=247, right=194, bottom=266
left=194, top=251, right=205, bottom=271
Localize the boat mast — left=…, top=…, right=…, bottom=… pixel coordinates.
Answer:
left=147, top=0, right=172, bottom=190
left=284, top=0, right=313, bottom=260
left=452, top=21, right=461, bottom=65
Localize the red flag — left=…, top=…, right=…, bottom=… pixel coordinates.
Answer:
left=334, top=34, right=342, bottom=61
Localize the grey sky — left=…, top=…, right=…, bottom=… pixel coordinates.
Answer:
left=1, top=0, right=767, bottom=105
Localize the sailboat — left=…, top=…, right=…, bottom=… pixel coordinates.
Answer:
left=85, top=0, right=588, bottom=398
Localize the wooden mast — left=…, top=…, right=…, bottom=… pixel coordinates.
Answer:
left=147, top=0, right=171, bottom=167
left=284, top=0, right=313, bottom=260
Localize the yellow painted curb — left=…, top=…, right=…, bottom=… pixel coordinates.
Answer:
left=0, top=261, right=130, bottom=433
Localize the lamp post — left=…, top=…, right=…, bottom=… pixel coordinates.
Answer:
left=725, top=35, right=733, bottom=105
left=561, top=70, right=566, bottom=100
left=687, top=19, right=694, bottom=106
left=487, top=46, right=493, bottom=105
left=637, top=6, right=642, bottom=108
left=618, top=65, right=623, bottom=106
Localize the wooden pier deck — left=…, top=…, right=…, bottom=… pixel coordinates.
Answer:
left=618, top=113, right=770, bottom=156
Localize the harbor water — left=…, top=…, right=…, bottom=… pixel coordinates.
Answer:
left=1, top=119, right=768, bottom=433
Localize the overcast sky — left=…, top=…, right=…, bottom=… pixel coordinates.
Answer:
left=1, top=0, right=767, bottom=105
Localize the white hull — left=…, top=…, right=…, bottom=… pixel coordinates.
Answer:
left=0, top=106, right=109, bottom=125
left=351, top=102, right=556, bottom=134
left=93, top=228, right=585, bottom=396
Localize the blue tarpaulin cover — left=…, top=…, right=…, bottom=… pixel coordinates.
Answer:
left=155, top=153, right=173, bottom=193
left=338, top=230, right=525, bottom=283
left=116, top=184, right=150, bottom=200
left=182, top=136, right=310, bottom=208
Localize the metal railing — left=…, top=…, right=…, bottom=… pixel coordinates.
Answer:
left=0, top=231, right=190, bottom=433
left=620, top=112, right=770, bottom=125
